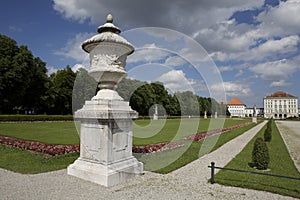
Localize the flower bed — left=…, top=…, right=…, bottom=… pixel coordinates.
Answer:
left=184, top=122, right=253, bottom=141
left=0, top=135, right=79, bottom=156
left=132, top=142, right=185, bottom=154
left=0, top=135, right=184, bottom=156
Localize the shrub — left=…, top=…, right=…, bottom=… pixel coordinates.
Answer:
left=264, top=126, right=272, bottom=142
left=252, top=137, right=269, bottom=170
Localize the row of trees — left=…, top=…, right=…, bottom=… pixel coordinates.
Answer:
left=117, top=79, right=228, bottom=116
left=0, top=34, right=228, bottom=116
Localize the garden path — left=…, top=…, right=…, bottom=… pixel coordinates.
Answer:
left=276, top=121, right=300, bottom=172
left=1, top=120, right=297, bottom=199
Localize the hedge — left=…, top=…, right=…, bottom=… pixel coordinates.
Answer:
left=0, top=115, right=74, bottom=122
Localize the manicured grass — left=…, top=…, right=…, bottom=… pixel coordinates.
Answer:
left=0, top=145, right=79, bottom=174
left=0, top=122, right=79, bottom=144
left=133, top=118, right=252, bottom=145
left=214, top=120, right=300, bottom=198
left=0, top=118, right=255, bottom=174
left=0, top=118, right=251, bottom=145
left=136, top=122, right=258, bottom=174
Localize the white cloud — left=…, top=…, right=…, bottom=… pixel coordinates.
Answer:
left=127, top=43, right=170, bottom=63
left=270, top=80, right=292, bottom=87
left=194, top=19, right=257, bottom=53
left=156, top=70, right=201, bottom=93
left=256, top=0, right=300, bottom=38
left=53, top=0, right=101, bottom=24
left=210, top=81, right=252, bottom=98
left=164, top=56, right=187, bottom=67
left=235, top=70, right=244, bottom=77
left=54, top=32, right=92, bottom=62
left=250, top=59, right=298, bottom=82
left=240, top=35, right=299, bottom=61
left=53, top=0, right=264, bottom=35
left=71, top=64, right=86, bottom=72
left=53, top=0, right=300, bottom=94
left=46, top=66, right=58, bottom=76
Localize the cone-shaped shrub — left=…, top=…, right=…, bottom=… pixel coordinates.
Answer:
left=252, top=137, right=270, bottom=170
left=267, top=119, right=272, bottom=129
left=264, top=126, right=272, bottom=142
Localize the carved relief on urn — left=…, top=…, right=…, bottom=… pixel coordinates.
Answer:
left=82, top=14, right=134, bottom=93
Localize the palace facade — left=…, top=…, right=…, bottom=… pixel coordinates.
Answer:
left=264, top=91, right=298, bottom=119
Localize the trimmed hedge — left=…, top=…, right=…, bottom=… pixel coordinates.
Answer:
left=264, top=125, right=272, bottom=142
left=0, top=115, right=73, bottom=122
left=252, top=137, right=270, bottom=170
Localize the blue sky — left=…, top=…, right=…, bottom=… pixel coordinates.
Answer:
left=1, top=0, right=300, bottom=107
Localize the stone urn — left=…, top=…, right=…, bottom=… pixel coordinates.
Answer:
left=67, top=14, right=143, bottom=187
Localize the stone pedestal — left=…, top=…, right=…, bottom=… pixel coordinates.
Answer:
left=68, top=94, right=143, bottom=186
left=252, top=117, right=257, bottom=123
left=204, top=111, right=207, bottom=119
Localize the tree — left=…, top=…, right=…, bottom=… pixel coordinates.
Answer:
left=129, top=83, right=156, bottom=116
left=22, top=57, right=49, bottom=113
left=72, top=68, right=97, bottom=112
left=175, top=91, right=199, bottom=116
left=48, top=66, right=76, bottom=114
left=252, top=137, right=270, bottom=170
left=0, top=35, right=49, bottom=114
left=117, top=78, right=144, bottom=101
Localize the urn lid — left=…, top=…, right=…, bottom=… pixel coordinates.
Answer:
left=82, top=14, right=134, bottom=54
left=97, top=14, right=121, bottom=34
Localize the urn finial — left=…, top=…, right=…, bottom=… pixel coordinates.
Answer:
left=106, top=14, right=113, bottom=23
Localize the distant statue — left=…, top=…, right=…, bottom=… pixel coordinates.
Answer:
left=153, top=104, right=158, bottom=120
left=252, top=105, right=257, bottom=123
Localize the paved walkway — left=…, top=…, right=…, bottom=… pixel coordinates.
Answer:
left=276, top=121, right=300, bottom=172
left=0, top=121, right=297, bottom=199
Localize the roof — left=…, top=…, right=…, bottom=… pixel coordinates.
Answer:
left=266, top=91, right=295, bottom=98
left=227, top=98, right=245, bottom=105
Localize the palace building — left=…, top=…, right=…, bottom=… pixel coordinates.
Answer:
left=264, top=91, right=298, bottom=119
left=227, top=98, right=246, bottom=117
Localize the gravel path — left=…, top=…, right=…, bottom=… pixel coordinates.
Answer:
left=276, top=121, right=300, bottom=172
left=0, top=120, right=297, bottom=200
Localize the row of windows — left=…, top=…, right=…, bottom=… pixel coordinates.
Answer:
left=265, top=105, right=297, bottom=108
left=265, top=99, right=297, bottom=104
left=264, top=109, right=297, bottom=114
left=228, top=106, right=245, bottom=109
left=265, top=103, right=297, bottom=106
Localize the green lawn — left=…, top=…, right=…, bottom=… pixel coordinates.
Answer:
left=133, top=118, right=251, bottom=145
left=214, top=120, right=300, bottom=198
left=0, top=118, right=251, bottom=145
left=0, top=117, right=255, bottom=174
left=0, top=145, right=79, bottom=174
left=0, top=122, right=79, bottom=144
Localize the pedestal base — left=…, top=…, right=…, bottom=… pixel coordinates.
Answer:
left=67, top=157, right=143, bottom=187
left=252, top=117, right=257, bottom=123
